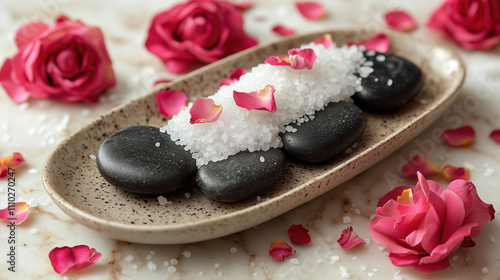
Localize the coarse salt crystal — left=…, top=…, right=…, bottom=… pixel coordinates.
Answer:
left=89, top=154, right=96, bottom=160
left=260, top=156, right=265, bottom=162
left=387, top=79, right=393, bottom=86
left=360, top=265, right=366, bottom=271
left=184, top=193, right=191, bottom=199
left=339, top=266, right=350, bottom=279
left=256, top=196, right=262, bottom=202
left=28, top=169, right=39, bottom=174
left=214, top=263, right=220, bottom=268
left=125, top=255, right=134, bottom=262
left=159, top=126, right=167, bottom=133
left=370, top=214, right=376, bottom=220
left=451, top=255, right=459, bottom=262
left=482, top=267, right=488, bottom=274
left=19, top=102, right=29, bottom=110
left=331, top=256, right=340, bottom=263
left=155, top=142, right=160, bottom=147
left=343, top=216, right=351, bottom=223
left=375, top=55, right=385, bottom=62
left=168, top=266, right=176, bottom=273
left=157, top=196, right=170, bottom=205
left=147, top=261, right=157, bottom=271
left=366, top=50, right=376, bottom=56
left=163, top=260, right=169, bottom=266
left=29, top=228, right=38, bottom=234
left=182, top=251, right=191, bottom=258
left=491, top=237, right=496, bottom=243
left=170, top=259, right=179, bottom=265
left=368, top=272, right=374, bottom=277
left=289, top=258, right=300, bottom=265
left=230, top=247, right=238, bottom=254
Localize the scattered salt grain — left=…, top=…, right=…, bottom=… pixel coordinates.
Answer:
left=289, top=258, right=300, bottom=265
left=155, top=142, right=160, bottom=147
left=29, top=228, right=38, bottom=234
left=343, top=216, right=351, bottom=223
left=370, top=214, right=376, bottom=220
left=387, top=79, right=393, bottom=86
left=259, top=156, right=265, bottom=162
left=463, top=162, right=474, bottom=170
left=19, top=102, right=29, bottom=110
left=364, top=238, right=371, bottom=244
left=331, top=256, right=340, bottom=263
left=374, top=77, right=379, bottom=82
left=368, top=272, right=374, bottom=277
left=394, top=270, right=403, bottom=280
left=483, top=164, right=495, bottom=176
left=352, top=256, right=357, bottom=260
left=147, top=261, right=157, bottom=271
left=491, top=236, right=496, bottom=243
left=214, top=263, right=220, bottom=268
left=375, top=55, right=385, bottom=62
left=360, top=265, right=366, bottom=271
left=168, top=266, right=176, bottom=273
left=82, top=109, right=90, bottom=116
left=482, top=267, right=488, bottom=274
left=230, top=247, right=238, bottom=254
left=89, top=154, right=96, bottom=160
left=159, top=126, right=167, bottom=133
left=182, top=251, right=191, bottom=258
left=353, top=208, right=361, bottom=215
left=366, top=50, right=376, bottom=56
left=163, top=260, right=169, bottom=266
left=28, top=169, right=39, bottom=174
left=256, top=196, right=262, bottom=202
left=451, top=255, right=459, bottom=262
left=147, top=254, right=153, bottom=260
left=184, top=193, right=191, bottom=199
left=170, top=259, right=179, bottom=265
left=378, top=246, right=385, bottom=251
left=339, top=266, right=350, bottom=279
left=157, top=196, right=171, bottom=205
left=125, top=255, right=134, bottom=262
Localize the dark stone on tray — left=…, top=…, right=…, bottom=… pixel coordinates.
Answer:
left=280, top=101, right=365, bottom=163
left=96, top=126, right=196, bottom=195
left=353, top=51, right=423, bottom=113
left=196, top=148, right=286, bottom=202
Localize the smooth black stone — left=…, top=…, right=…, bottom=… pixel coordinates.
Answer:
left=96, top=126, right=197, bottom=195
left=196, top=148, right=285, bottom=202
left=280, top=101, right=365, bottom=163
left=353, top=51, right=423, bottom=113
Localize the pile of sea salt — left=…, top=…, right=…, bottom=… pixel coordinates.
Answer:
left=164, top=41, right=369, bottom=167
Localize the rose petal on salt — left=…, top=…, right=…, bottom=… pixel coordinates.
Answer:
left=401, top=154, right=440, bottom=176
left=442, top=165, right=471, bottom=181
left=384, top=10, right=416, bottom=31
left=272, top=25, right=296, bottom=36
left=233, top=84, right=277, bottom=112
left=314, top=34, right=333, bottom=48
left=442, top=125, right=475, bottom=146
left=189, top=98, right=222, bottom=124
left=287, top=224, right=311, bottom=244
left=156, top=90, right=187, bottom=118
left=269, top=240, right=296, bottom=261
left=219, top=68, right=247, bottom=87
left=296, top=1, right=326, bottom=20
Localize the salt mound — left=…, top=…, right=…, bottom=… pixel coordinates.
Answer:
left=164, top=41, right=367, bottom=167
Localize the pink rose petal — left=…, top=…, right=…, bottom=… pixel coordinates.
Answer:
left=1, top=152, right=25, bottom=169
left=442, top=165, right=470, bottom=182
left=287, top=224, right=311, bottom=244
left=0, top=202, right=30, bottom=225
left=296, top=1, right=326, bottom=20
left=189, top=98, right=222, bottom=124
left=272, top=25, right=296, bottom=36
left=442, top=125, right=475, bottom=146
left=401, top=154, right=440, bottom=176
left=156, top=90, right=187, bottom=118
left=233, top=84, right=276, bottom=112
left=338, top=226, right=366, bottom=249
left=49, top=245, right=102, bottom=274
left=234, top=1, right=254, bottom=11
left=347, top=32, right=390, bottom=53
left=15, top=22, right=49, bottom=49
left=269, top=240, right=296, bottom=261
left=384, top=10, right=416, bottom=32
left=314, top=34, right=333, bottom=48
left=153, top=78, right=173, bottom=86
left=490, top=129, right=500, bottom=143
left=265, top=48, right=316, bottom=70
left=219, top=68, right=247, bottom=87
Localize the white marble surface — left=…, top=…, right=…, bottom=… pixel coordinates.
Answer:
left=1, top=0, right=499, bottom=279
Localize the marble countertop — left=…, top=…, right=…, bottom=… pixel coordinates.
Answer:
left=1, top=0, right=499, bottom=279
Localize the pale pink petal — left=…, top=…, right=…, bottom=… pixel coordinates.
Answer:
left=384, top=10, right=416, bottom=32
left=156, top=90, right=186, bottom=118
left=49, top=245, right=102, bottom=274
left=389, top=253, right=450, bottom=273
left=269, top=240, right=296, bottom=261
left=1, top=152, right=25, bottom=168
left=401, top=154, right=440, bottom=176
left=234, top=1, right=254, bottom=11
left=490, top=129, right=500, bottom=143
left=442, top=165, right=470, bottom=181
left=272, top=25, right=296, bottom=36
left=296, top=1, right=326, bottom=20
left=189, top=98, right=222, bottom=124
left=287, top=224, right=311, bottom=244
left=153, top=78, right=173, bottom=86
left=347, top=32, right=390, bottom=53
left=15, top=22, right=49, bottom=49
left=338, top=226, right=366, bottom=249
left=219, top=68, right=247, bottom=87
left=442, top=125, right=475, bottom=146
left=314, top=34, right=333, bottom=48
left=288, top=48, right=317, bottom=69
left=233, top=84, right=276, bottom=112
left=265, top=54, right=291, bottom=66
left=0, top=202, right=30, bottom=225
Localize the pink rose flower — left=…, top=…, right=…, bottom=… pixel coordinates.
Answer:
left=427, top=0, right=500, bottom=50
left=369, top=173, right=495, bottom=273
left=0, top=16, right=115, bottom=103
left=145, top=0, right=258, bottom=74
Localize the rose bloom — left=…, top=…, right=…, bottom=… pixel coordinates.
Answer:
left=369, top=173, right=495, bottom=273
left=0, top=16, right=115, bottom=103
left=427, top=0, right=500, bottom=50
left=145, top=0, right=257, bottom=74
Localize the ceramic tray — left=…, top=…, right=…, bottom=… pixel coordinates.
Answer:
left=43, top=29, right=465, bottom=244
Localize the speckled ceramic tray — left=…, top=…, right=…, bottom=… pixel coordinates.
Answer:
left=42, top=29, right=465, bottom=244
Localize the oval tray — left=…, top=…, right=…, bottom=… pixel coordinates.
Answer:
left=43, top=29, right=465, bottom=244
